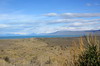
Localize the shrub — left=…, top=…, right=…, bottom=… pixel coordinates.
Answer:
left=3, top=56, right=10, bottom=63
left=78, top=35, right=100, bottom=66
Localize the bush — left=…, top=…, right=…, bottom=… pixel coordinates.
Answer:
left=3, top=56, right=10, bottom=63
left=78, top=35, right=100, bottom=66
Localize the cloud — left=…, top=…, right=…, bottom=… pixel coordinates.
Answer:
left=0, top=14, right=38, bottom=22
left=86, top=3, right=100, bottom=6
left=0, top=24, right=10, bottom=28
left=44, top=13, right=100, bottom=18
left=10, top=19, right=100, bottom=34
left=61, top=13, right=100, bottom=18
left=86, top=3, right=92, bottom=6
left=44, top=13, right=58, bottom=17
left=0, top=12, right=100, bottom=35
left=0, top=32, right=29, bottom=35
left=9, top=32, right=28, bottom=35
left=1, top=13, right=100, bottom=24
left=95, top=3, right=100, bottom=6
left=70, top=21, right=99, bottom=27
left=48, top=19, right=100, bottom=24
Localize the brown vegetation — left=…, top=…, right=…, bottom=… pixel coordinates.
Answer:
left=0, top=36, right=100, bottom=66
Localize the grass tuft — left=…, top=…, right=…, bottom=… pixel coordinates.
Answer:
left=77, top=35, right=100, bottom=66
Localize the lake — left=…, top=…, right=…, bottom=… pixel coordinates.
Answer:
left=0, top=35, right=84, bottom=39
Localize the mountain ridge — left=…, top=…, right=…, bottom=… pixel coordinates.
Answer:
left=46, top=29, right=100, bottom=36
left=0, top=29, right=100, bottom=36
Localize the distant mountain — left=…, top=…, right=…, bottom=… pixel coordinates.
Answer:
left=46, top=30, right=100, bottom=36
left=0, top=34, right=22, bottom=36
left=0, top=33, right=37, bottom=36
left=1, top=30, right=100, bottom=37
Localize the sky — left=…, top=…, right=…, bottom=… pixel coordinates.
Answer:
left=0, top=0, right=100, bottom=35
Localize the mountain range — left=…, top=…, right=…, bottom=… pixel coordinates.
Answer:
left=46, top=29, right=100, bottom=36
left=1, top=30, right=100, bottom=37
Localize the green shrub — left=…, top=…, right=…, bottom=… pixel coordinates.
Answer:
left=78, top=35, right=100, bottom=66
left=3, top=56, right=10, bottom=63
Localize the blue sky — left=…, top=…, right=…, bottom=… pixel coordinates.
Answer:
left=0, top=0, right=100, bottom=35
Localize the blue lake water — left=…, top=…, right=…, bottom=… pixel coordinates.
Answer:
left=0, top=35, right=84, bottom=39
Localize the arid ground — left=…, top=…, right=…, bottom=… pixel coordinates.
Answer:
left=0, top=37, right=100, bottom=66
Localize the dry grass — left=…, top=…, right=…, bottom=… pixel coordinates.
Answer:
left=0, top=35, right=100, bottom=66
left=67, top=35, right=100, bottom=66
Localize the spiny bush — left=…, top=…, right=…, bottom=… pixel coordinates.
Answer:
left=78, top=35, right=100, bottom=66
left=3, top=56, right=10, bottom=63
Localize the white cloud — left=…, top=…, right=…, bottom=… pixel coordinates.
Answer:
left=0, top=24, right=9, bottom=28
left=72, top=22, right=82, bottom=26
left=61, top=13, right=100, bottom=18
left=44, top=13, right=58, bottom=17
left=48, top=19, right=100, bottom=24
left=0, top=32, right=29, bottom=35
left=0, top=13, right=43, bottom=23
left=57, top=26, right=100, bottom=31
left=10, top=32, right=28, bottom=35
left=0, top=12, right=100, bottom=35
left=0, top=18, right=100, bottom=34
left=44, top=13, right=100, bottom=18
left=86, top=3, right=100, bottom=6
